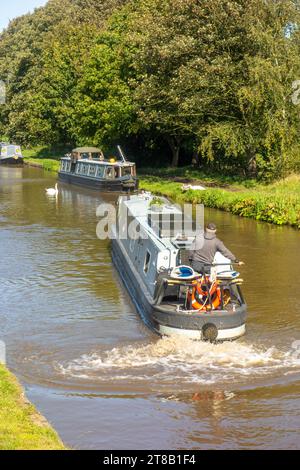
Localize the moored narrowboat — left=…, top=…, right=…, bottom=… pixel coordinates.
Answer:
left=58, top=146, right=138, bottom=193
left=0, top=142, right=24, bottom=164
left=111, top=193, right=247, bottom=342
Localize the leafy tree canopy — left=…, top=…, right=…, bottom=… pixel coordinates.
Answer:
left=1, top=0, right=300, bottom=177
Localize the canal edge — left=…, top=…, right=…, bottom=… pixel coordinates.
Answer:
left=0, top=363, right=66, bottom=450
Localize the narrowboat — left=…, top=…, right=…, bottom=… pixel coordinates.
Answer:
left=0, top=142, right=24, bottom=164
left=111, top=193, right=247, bottom=342
left=58, top=146, right=138, bottom=192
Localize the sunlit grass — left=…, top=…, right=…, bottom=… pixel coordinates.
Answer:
left=139, top=174, right=300, bottom=228
left=0, top=364, right=65, bottom=450
left=24, top=157, right=60, bottom=172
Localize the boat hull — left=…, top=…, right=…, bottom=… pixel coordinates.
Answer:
left=112, top=236, right=247, bottom=342
left=0, top=157, right=24, bottom=165
left=158, top=323, right=246, bottom=341
left=58, top=171, right=138, bottom=193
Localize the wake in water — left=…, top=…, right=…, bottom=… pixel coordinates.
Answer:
left=56, top=335, right=300, bottom=387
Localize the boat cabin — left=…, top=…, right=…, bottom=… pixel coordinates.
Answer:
left=58, top=146, right=138, bottom=192
left=71, top=147, right=105, bottom=161
left=111, top=193, right=247, bottom=341
left=0, top=142, right=23, bottom=164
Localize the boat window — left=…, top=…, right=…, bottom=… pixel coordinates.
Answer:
left=105, top=167, right=115, bottom=179
left=88, top=165, right=96, bottom=177
left=144, top=251, right=151, bottom=274
left=80, top=152, right=89, bottom=159
left=82, top=164, right=89, bottom=175
left=61, top=160, right=69, bottom=171
left=91, top=152, right=104, bottom=160
left=96, top=166, right=105, bottom=178
left=7, top=146, right=14, bottom=157
left=121, top=166, right=133, bottom=177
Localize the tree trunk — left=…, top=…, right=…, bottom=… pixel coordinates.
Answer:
left=192, top=149, right=199, bottom=168
left=171, top=145, right=180, bottom=167
left=247, top=152, right=257, bottom=178
left=166, top=136, right=181, bottom=167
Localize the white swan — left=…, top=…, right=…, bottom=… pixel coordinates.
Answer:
left=182, top=184, right=206, bottom=191
left=46, top=183, right=58, bottom=196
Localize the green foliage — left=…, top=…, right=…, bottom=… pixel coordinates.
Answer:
left=149, top=196, right=164, bottom=207
left=1, top=0, right=300, bottom=177
left=72, top=16, right=136, bottom=147
left=0, top=0, right=128, bottom=145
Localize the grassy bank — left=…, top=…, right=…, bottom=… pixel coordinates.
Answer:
left=139, top=174, right=300, bottom=228
left=24, top=157, right=60, bottom=172
left=0, top=364, right=65, bottom=450
left=23, top=143, right=66, bottom=172
left=21, top=145, right=300, bottom=228
left=138, top=166, right=258, bottom=189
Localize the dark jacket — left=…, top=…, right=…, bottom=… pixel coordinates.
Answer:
left=189, top=232, right=238, bottom=265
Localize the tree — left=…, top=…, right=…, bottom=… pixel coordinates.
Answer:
left=125, top=0, right=300, bottom=173
left=129, top=0, right=206, bottom=166
left=72, top=8, right=137, bottom=148
left=2, top=0, right=300, bottom=178
left=125, top=0, right=254, bottom=167
left=0, top=0, right=128, bottom=145
left=199, top=0, right=300, bottom=178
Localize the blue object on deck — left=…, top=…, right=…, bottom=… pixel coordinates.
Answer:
left=170, top=265, right=195, bottom=279
left=217, top=270, right=240, bottom=279
left=178, top=266, right=194, bottom=277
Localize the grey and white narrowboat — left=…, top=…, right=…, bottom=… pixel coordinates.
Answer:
left=58, top=146, right=138, bottom=193
left=111, top=193, right=247, bottom=342
left=0, top=142, right=24, bottom=164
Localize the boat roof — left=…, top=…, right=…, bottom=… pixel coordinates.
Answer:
left=79, top=159, right=135, bottom=166
left=121, top=194, right=191, bottom=251
left=0, top=143, right=20, bottom=148
left=72, top=147, right=103, bottom=153
left=62, top=156, right=135, bottom=166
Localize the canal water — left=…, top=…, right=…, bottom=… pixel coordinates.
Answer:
left=1, top=165, right=300, bottom=449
